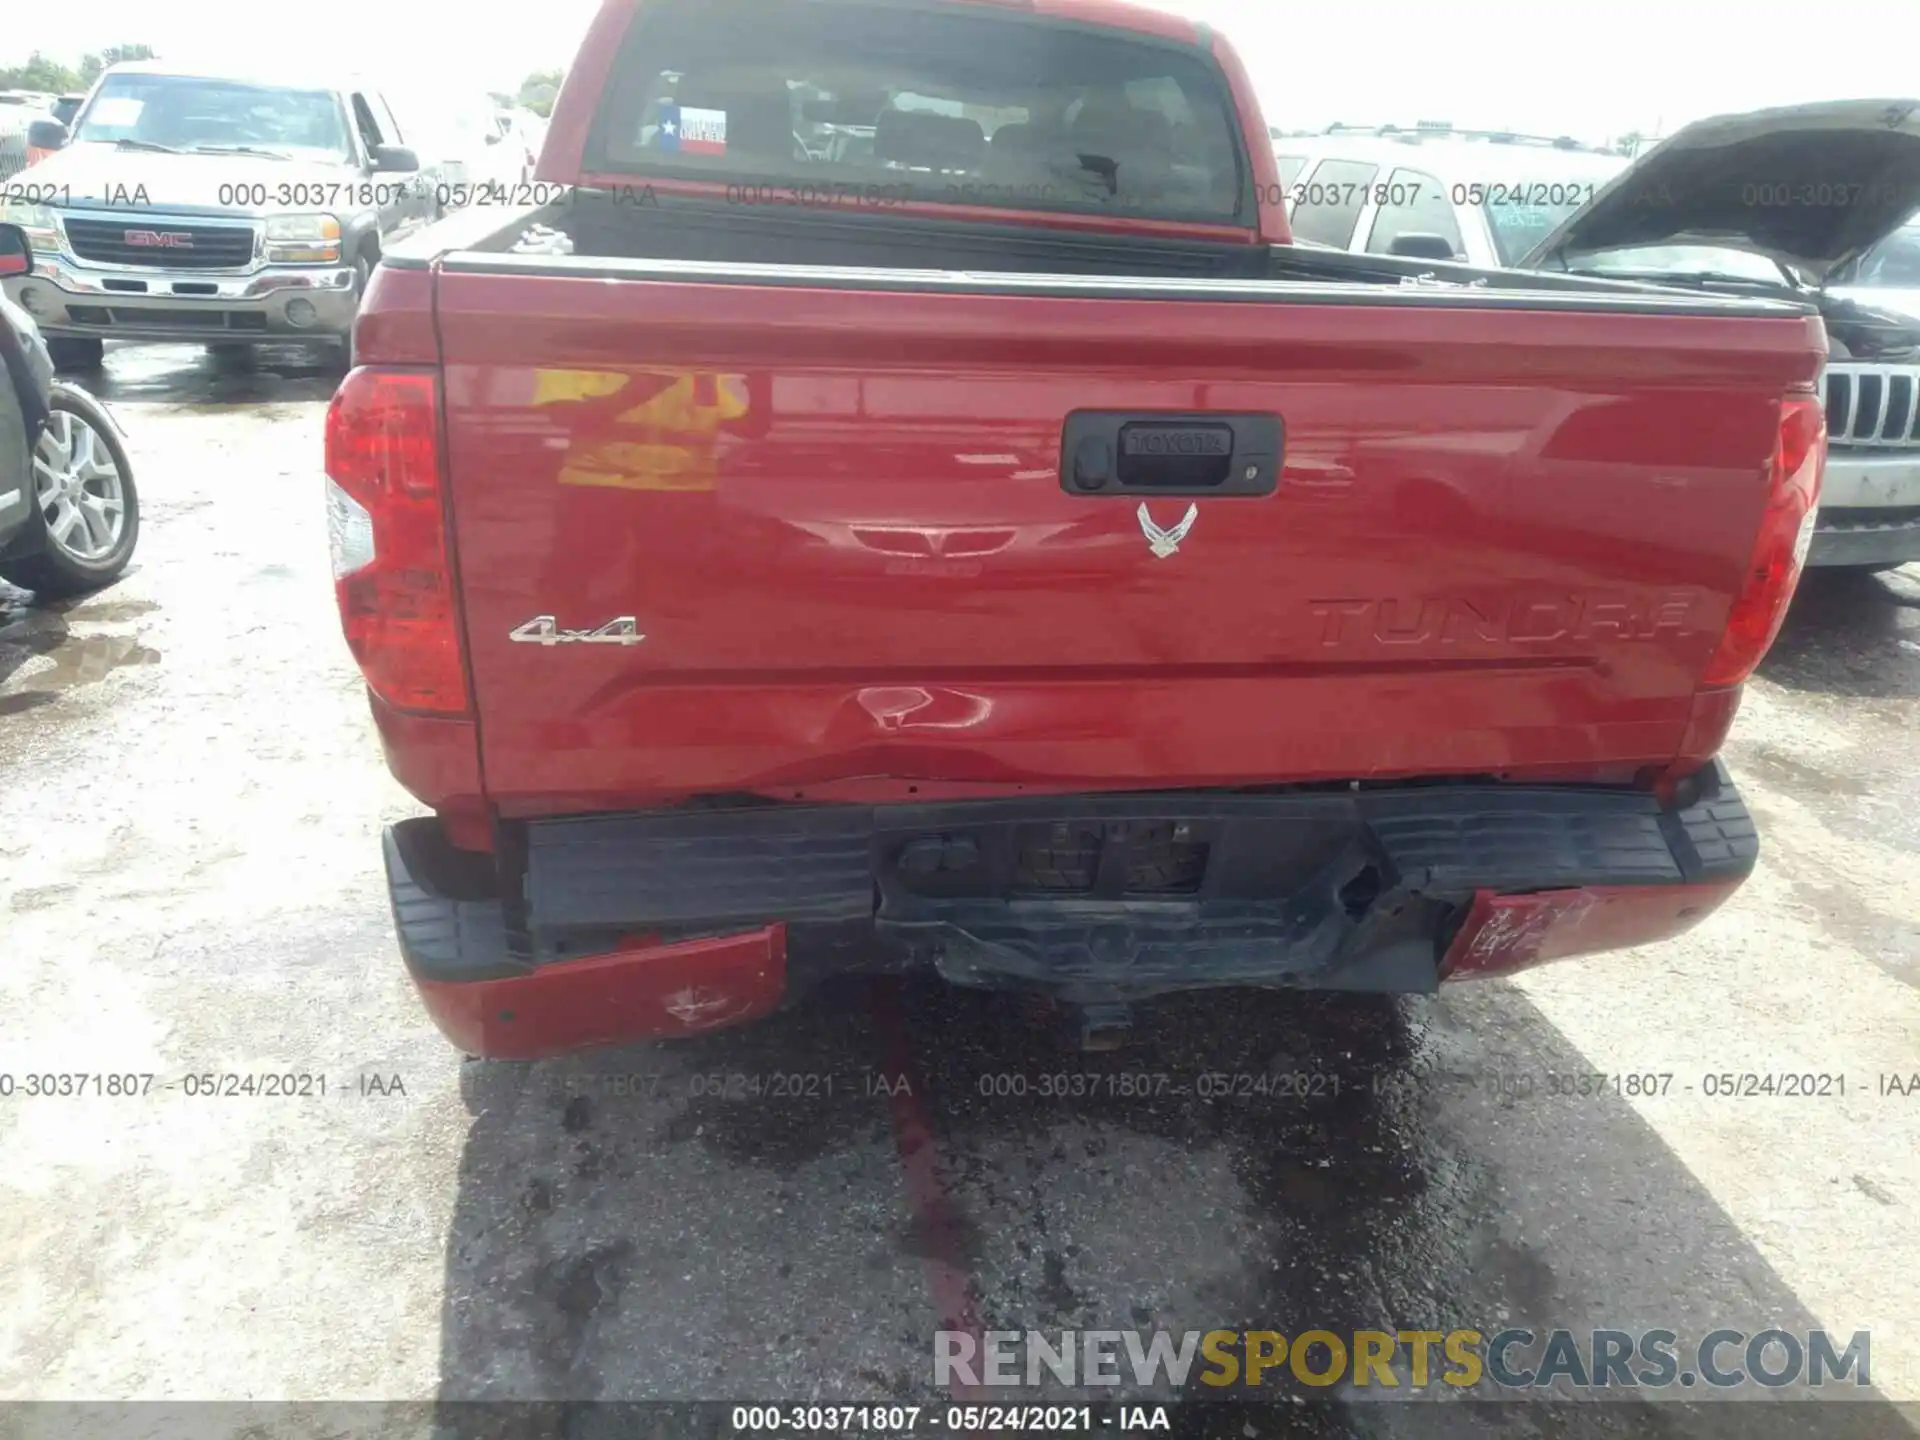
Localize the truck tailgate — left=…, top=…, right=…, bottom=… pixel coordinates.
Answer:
left=431, top=261, right=1823, bottom=813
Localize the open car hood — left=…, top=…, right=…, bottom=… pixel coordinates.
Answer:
left=1521, top=99, right=1920, bottom=283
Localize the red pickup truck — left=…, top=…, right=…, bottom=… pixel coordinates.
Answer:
left=327, top=0, right=1827, bottom=1060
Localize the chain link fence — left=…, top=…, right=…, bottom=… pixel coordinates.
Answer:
left=0, top=119, right=29, bottom=181
left=0, top=92, right=51, bottom=180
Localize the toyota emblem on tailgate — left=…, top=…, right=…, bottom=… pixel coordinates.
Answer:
left=125, top=230, right=193, bottom=248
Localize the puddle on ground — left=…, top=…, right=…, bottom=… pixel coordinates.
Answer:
left=65, top=598, right=160, bottom=623
left=3, top=634, right=161, bottom=697
left=90, top=341, right=343, bottom=406
left=9, top=882, right=79, bottom=912
left=1741, top=743, right=1873, bottom=799
left=0, top=691, right=57, bottom=717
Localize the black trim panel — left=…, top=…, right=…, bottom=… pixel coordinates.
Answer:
left=1061, top=410, right=1281, bottom=496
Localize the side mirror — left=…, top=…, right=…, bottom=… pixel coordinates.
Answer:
left=26, top=119, right=70, bottom=152
left=371, top=144, right=420, bottom=173
left=0, top=224, right=33, bottom=278
left=1388, top=232, right=1460, bottom=262
left=484, top=129, right=503, bottom=146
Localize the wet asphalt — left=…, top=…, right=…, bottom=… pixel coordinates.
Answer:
left=0, top=342, right=1916, bottom=1439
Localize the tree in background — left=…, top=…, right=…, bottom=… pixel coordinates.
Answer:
left=0, top=44, right=155, bottom=93
left=79, top=44, right=157, bottom=85
left=1615, top=130, right=1645, bottom=157
left=0, top=52, right=81, bottom=92
left=518, top=70, right=564, bottom=118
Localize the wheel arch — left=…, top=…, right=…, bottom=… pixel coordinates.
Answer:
left=341, top=212, right=384, bottom=268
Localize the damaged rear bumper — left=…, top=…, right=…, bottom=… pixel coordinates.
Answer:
left=383, top=764, right=1758, bottom=1059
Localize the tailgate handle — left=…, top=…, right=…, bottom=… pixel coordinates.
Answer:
left=1061, top=411, right=1282, bottom=496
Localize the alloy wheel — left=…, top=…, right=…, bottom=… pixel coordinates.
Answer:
left=33, top=407, right=127, bottom=563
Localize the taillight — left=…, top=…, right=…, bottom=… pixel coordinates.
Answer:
left=1701, top=394, right=1826, bottom=687
left=323, top=368, right=470, bottom=714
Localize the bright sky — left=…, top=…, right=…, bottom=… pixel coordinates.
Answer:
left=10, top=0, right=1920, bottom=142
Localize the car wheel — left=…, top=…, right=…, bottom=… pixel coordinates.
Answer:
left=0, top=388, right=139, bottom=599
left=46, top=337, right=105, bottom=373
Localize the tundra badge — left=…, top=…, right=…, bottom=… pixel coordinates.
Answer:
left=508, top=616, right=646, bottom=646
left=1137, top=503, right=1198, bottom=559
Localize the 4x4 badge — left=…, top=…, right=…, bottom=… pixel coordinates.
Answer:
left=508, top=616, right=646, bottom=646
left=1137, top=503, right=1198, bottom=559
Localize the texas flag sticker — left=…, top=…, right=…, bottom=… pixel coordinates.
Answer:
left=660, top=104, right=728, bottom=156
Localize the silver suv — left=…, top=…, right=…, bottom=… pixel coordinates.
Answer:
left=1271, top=125, right=1629, bottom=268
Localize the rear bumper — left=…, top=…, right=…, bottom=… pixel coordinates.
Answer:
left=384, top=765, right=1758, bottom=1059
left=1807, top=507, right=1920, bottom=568
left=2, top=256, right=358, bottom=344
left=1808, top=453, right=1920, bottom=567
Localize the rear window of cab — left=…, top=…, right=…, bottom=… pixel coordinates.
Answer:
left=586, top=0, right=1253, bottom=225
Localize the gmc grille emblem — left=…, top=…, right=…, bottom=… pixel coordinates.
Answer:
left=125, top=230, right=194, bottom=249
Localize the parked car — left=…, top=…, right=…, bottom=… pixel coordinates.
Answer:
left=1520, top=107, right=1920, bottom=570
left=0, top=61, right=432, bottom=371
left=493, top=110, right=543, bottom=181
left=0, top=223, right=139, bottom=598
left=1272, top=125, right=1634, bottom=266
left=1822, top=224, right=1920, bottom=546
left=338, top=0, right=1862, bottom=1061
left=401, top=95, right=526, bottom=205
left=0, top=94, right=42, bottom=182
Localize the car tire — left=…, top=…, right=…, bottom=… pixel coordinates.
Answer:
left=0, top=386, right=139, bottom=600
left=46, top=337, right=105, bottom=374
